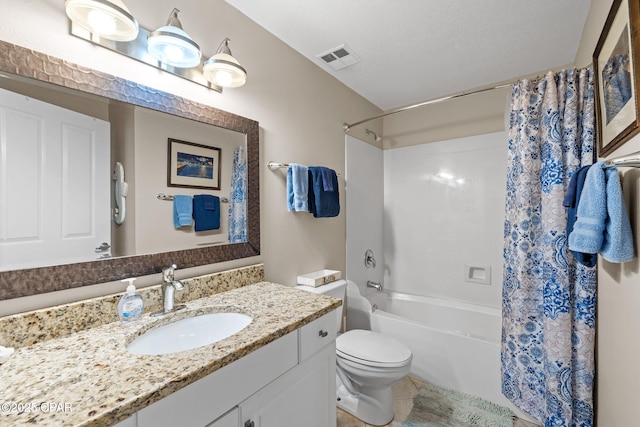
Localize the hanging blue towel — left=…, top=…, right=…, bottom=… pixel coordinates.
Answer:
left=287, top=163, right=309, bottom=212
left=308, top=166, right=339, bottom=218
left=193, top=194, right=220, bottom=231
left=563, top=165, right=596, bottom=267
left=173, top=195, right=193, bottom=228
left=568, top=161, right=635, bottom=263
left=320, top=167, right=334, bottom=191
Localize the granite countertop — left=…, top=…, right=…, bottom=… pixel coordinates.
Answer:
left=0, top=282, right=340, bottom=427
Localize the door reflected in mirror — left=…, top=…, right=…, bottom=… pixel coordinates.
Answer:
left=0, top=71, right=247, bottom=273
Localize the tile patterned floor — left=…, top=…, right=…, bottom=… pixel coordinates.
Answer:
left=336, top=377, right=541, bottom=427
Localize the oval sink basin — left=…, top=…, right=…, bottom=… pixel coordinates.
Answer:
left=127, top=312, right=252, bottom=355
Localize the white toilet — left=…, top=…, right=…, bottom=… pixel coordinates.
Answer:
left=297, top=280, right=412, bottom=426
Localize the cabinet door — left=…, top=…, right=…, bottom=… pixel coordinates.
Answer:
left=113, top=415, right=136, bottom=427
left=241, top=344, right=336, bottom=427
left=205, top=407, right=239, bottom=427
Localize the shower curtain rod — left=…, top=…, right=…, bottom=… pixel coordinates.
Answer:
left=343, top=82, right=514, bottom=132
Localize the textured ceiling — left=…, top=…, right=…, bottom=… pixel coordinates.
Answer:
left=225, top=0, right=592, bottom=111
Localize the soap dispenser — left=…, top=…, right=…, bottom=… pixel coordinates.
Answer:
left=118, top=278, right=143, bottom=325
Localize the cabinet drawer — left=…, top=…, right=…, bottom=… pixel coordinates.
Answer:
left=138, top=331, right=297, bottom=427
left=205, top=407, right=238, bottom=427
left=299, top=310, right=337, bottom=362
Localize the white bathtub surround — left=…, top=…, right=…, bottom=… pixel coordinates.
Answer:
left=382, top=132, right=508, bottom=307
left=345, top=132, right=520, bottom=419
left=345, top=135, right=384, bottom=297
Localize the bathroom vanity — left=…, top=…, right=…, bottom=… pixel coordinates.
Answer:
left=124, top=311, right=337, bottom=427
left=0, top=269, right=340, bottom=427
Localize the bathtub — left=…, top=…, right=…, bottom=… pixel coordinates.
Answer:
left=361, top=290, right=532, bottom=420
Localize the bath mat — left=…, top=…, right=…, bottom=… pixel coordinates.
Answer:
left=393, top=382, right=515, bottom=427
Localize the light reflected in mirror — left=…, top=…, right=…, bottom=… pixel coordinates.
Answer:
left=0, top=40, right=259, bottom=300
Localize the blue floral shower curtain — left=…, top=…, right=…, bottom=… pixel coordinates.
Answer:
left=228, top=146, right=247, bottom=243
left=501, top=68, right=596, bottom=426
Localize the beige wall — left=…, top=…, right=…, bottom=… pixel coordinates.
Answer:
left=109, top=102, right=137, bottom=257
left=132, top=108, right=244, bottom=254
left=0, top=0, right=381, bottom=316
left=382, top=86, right=511, bottom=148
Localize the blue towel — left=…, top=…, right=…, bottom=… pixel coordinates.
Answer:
left=563, top=166, right=590, bottom=208
left=568, top=161, right=635, bottom=263
left=287, top=164, right=309, bottom=212
left=173, top=195, right=193, bottom=228
left=563, top=166, right=596, bottom=267
left=193, top=194, right=220, bottom=231
left=308, top=166, right=339, bottom=218
left=320, top=167, right=334, bottom=191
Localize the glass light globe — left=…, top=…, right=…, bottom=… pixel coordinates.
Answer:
left=65, top=0, right=139, bottom=41
left=147, top=26, right=201, bottom=68
left=203, top=52, right=247, bottom=88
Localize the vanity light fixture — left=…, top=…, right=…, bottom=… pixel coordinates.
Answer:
left=66, top=4, right=247, bottom=92
left=147, top=8, right=202, bottom=69
left=203, top=38, right=247, bottom=88
left=64, top=0, right=139, bottom=42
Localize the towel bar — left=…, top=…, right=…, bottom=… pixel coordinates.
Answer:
left=604, top=150, right=640, bottom=168
left=267, top=161, right=341, bottom=176
left=157, top=193, right=229, bottom=203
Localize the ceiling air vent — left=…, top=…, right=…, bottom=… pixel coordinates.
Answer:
left=316, top=44, right=360, bottom=70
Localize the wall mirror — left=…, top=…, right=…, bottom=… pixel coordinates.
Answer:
left=0, top=41, right=260, bottom=301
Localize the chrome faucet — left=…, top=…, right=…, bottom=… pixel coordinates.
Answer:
left=151, top=264, right=186, bottom=316
left=366, top=280, right=383, bottom=291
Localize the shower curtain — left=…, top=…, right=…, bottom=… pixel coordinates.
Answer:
left=228, top=146, right=247, bottom=243
left=501, top=68, right=596, bottom=426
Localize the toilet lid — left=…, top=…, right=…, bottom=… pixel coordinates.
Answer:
left=336, top=330, right=412, bottom=368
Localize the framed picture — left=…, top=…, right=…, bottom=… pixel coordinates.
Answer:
left=594, top=0, right=640, bottom=157
left=167, top=138, right=221, bottom=190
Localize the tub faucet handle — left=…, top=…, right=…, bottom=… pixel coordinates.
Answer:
left=364, top=249, right=376, bottom=268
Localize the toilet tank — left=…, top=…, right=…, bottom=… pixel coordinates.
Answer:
left=296, top=279, right=346, bottom=331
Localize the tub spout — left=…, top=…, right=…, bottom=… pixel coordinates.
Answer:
left=367, top=280, right=383, bottom=291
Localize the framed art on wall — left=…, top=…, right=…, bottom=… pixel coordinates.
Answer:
left=168, top=138, right=221, bottom=190
left=594, top=0, right=640, bottom=157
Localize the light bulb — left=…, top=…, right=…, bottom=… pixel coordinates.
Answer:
left=214, top=70, right=233, bottom=87
left=87, top=9, right=117, bottom=35
left=163, top=45, right=185, bottom=63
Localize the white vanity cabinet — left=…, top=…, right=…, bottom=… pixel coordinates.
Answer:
left=205, top=408, right=239, bottom=427
left=134, top=310, right=338, bottom=427
left=113, top=416, right=136, bottom=427
left=239, top=344, right=336, bottom=427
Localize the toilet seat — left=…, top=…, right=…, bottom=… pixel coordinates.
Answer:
left=336, top=329, right=412, bottom=368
